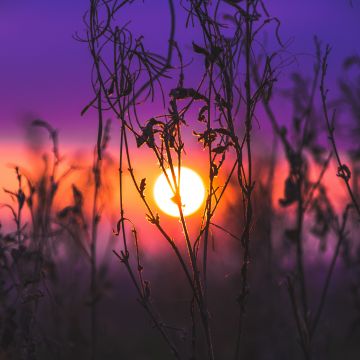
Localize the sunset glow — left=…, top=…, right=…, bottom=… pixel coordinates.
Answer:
left=1, top=1, right=360, bottom=358
left=153, top=167, right=205, bottom=217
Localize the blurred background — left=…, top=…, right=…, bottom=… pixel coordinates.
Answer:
left=1, top=1, right=360, bottom=359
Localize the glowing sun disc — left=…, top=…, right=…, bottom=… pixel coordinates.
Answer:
left=154, top=167, right=205, bottom=217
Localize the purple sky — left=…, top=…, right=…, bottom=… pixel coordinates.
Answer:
left=0, top=0, right=359, bottom=146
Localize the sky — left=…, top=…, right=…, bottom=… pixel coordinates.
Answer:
left=0, top=0, right=359, bottom=212
left=0, top=0, right=359, bottom=146
left=0, top=0, right=358, bottom=258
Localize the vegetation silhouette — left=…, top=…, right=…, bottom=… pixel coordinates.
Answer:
left=1, top=1, right=360, bottom=359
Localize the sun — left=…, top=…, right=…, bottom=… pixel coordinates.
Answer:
left=153, top=166, right=205, bottom=217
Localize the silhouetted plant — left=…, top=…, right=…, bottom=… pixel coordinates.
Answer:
left=81, top=1, right=298, bottom=359
left=1, top=1, right=360, bottom=360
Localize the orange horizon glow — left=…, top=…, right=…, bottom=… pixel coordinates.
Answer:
left=0, top=141, right=354, bottom=259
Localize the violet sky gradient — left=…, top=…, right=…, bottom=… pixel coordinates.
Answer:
left=0, top=0, right=359, bottom=146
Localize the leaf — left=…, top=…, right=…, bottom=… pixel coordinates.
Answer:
left=3, top=189, right=17, bottom=199
left=209, top=46, right=222, bottom=62
left=136, top=118, right=161, bottom=148
left=169, top=87, right=208, bottom=102
left=120, top=72, right=133, bottom=97
left=193, top=129, right=217, bottom=148
left=31, top=119, right=59, bottom=160
left=57, top=206, right=74, bottom=219
left=215, top=94, right=229, bottom=111
left=337, top=164, right=351, bottom=181
left=210, top=163, right=218, bottom=178
left=72, top=185, right=83, bottom=210
left=170, top=192, right=181, bottom=206
left=139, top=178, right=146, bottom=196
left=192, top=42, right=208, bottom=56
left=212, top=145, right=229, bottom=154
left=146, top=213, right=159, bottom=225
left=279, top=176, right=300, bottom=207
left=198, top=105, right=208, bottom=122
left=136, top=134, right=147, bottom=148
left=213, top=128, right=227, bottom=135
left=113, top=219, right=122, bottom=236
left=107, top=79, right=115, bottom=96
left=17, top=189, right=25, bottom=210
left=80, top=97, right=97, bottom=116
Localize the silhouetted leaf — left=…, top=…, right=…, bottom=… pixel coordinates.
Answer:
left=140, top=178, right=146, bottom=196
left=337, top=164, right=351, bottom=181
left=192, top=42, right=208, bottom=56
left=113, top=219, right=122, bottom=236
left=198, top=105, right=208, bottom=122
left=210, top=163, right=218, bottom=178
left=57, top=206, right=74, bottom=219
left=279, top=176, right=300, bottom=207
left=170, top=87, right=208, bottom=102
left=80, top=97, right=97, bottom=116
left=72, top=185, right=84, bottom=210
left=136, top=118, right=161, bottom=148
left=212, top=144, right=229, bottom=154
left=171, top=192, right=181, bottom=206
